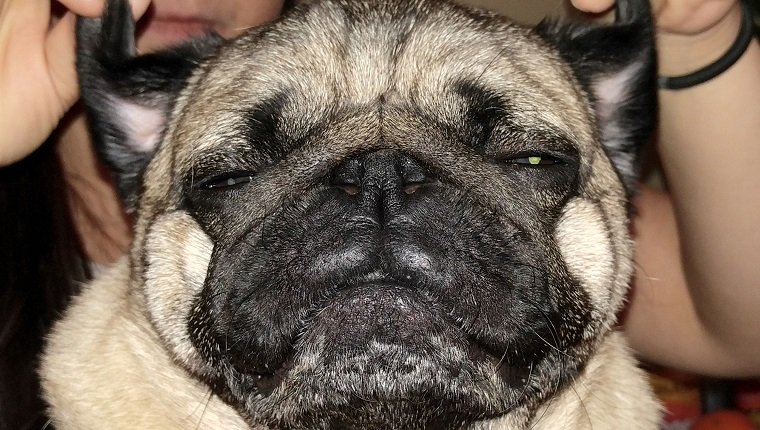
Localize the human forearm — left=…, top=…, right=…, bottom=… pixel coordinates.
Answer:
left=626, top=2, right=760, bottom=374
left=658, top=8, right=760, bottom=349
left=626, top=186, right=760, bottom=377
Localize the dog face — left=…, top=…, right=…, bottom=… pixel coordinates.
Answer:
left=76, top=0, right=655, bottom=427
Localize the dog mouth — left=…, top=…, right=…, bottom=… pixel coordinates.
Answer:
left=233, top=281, right=534, bottom=403
left=194, top=223, right=560, bottom=426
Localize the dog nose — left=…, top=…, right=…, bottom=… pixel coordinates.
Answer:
left=330, top=150, right=431, bottom=224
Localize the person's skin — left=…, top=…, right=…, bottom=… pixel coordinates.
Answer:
left=1, top=0, right=759, bottom=376
left=574, top=0, right=760, bottom=376
left=0, top=0, right=285, bottom=263
left=0, top=0, right=282, bottom=164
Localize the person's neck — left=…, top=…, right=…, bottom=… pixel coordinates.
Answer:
left=56, top=108, right=132, bottom=265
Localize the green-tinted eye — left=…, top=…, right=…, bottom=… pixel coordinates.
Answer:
left=509, top=155, right=560, bottom=166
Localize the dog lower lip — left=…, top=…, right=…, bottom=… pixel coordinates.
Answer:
left=246, top=281, right=420, bottom=396
left=239, top=281, right=533, bottom=399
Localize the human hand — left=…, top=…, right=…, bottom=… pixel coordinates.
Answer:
left=0, top=0, right=150, bottom=166
left=569, top=0, right=744, bottom=75
left=571, top=0, right=738, bottom=34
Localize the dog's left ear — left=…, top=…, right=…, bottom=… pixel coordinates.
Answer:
left=535, top=0, right=657, bottom=193
left=77, top=0, right=222, bottom=209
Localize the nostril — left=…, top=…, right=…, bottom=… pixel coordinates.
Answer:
left=331, top=157, right=363, bottom=195
left=335, top=183, right=361, bottom=195
left=403, top=184, right=421, bottom=195
left=330, top=172, right=361, bottom=195
left=330, top=152, right=435, bottom=197
left=400, top=166, right=433, bottom=195
left=399, top=157, right=432, bottom=194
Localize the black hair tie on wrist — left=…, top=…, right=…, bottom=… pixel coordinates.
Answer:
left=658, top=1, right=755, bottom=90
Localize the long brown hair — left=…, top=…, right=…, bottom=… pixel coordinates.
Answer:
left=0, top=135, right=89, bottom=429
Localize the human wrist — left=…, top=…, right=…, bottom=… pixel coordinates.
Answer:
left=656, top=2, right=745, bottom=78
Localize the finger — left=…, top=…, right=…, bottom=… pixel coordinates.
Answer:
left=0, top=0, right=54, bottom=164
left=1, top=0, right=53, bottom=109
left=57, top=0, right=152, bottom=20
left=1, top=0, right=50, bottom=35
left=569, top=0, right=615, bottom=13
left=129, top=0, right=152, bottom=21
left=45, top=11, right=80, bottom=111
left=654, top=1, right=737, bottom=35
left=55, top=0, right=104, bottom=17
left=43, top=0, right=152, bottom=112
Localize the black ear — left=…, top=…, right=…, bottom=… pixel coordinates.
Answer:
left=535, top=0, right=657, bottom=193
left=76, top=0, right=222, bottom=208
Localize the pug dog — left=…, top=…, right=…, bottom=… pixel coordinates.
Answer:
left=41, top=0, right=662, bottom=428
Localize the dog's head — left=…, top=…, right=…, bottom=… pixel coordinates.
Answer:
left=77, top=0, right=655, bottom=427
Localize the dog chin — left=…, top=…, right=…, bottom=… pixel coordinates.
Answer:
left=220, top=283, right=533, bottom=427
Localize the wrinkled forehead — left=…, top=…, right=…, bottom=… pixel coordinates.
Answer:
left=168, top=0, right=595, bottom=161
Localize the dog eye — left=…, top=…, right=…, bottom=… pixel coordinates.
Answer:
left=198, top=171, right=256, bottom=190
left=507, top=155, right=561, bottom=166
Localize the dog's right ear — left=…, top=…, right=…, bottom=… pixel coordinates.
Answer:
left=535, top=0, right=656, bottom=196
left=77, top=0, right=222, bottom=209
